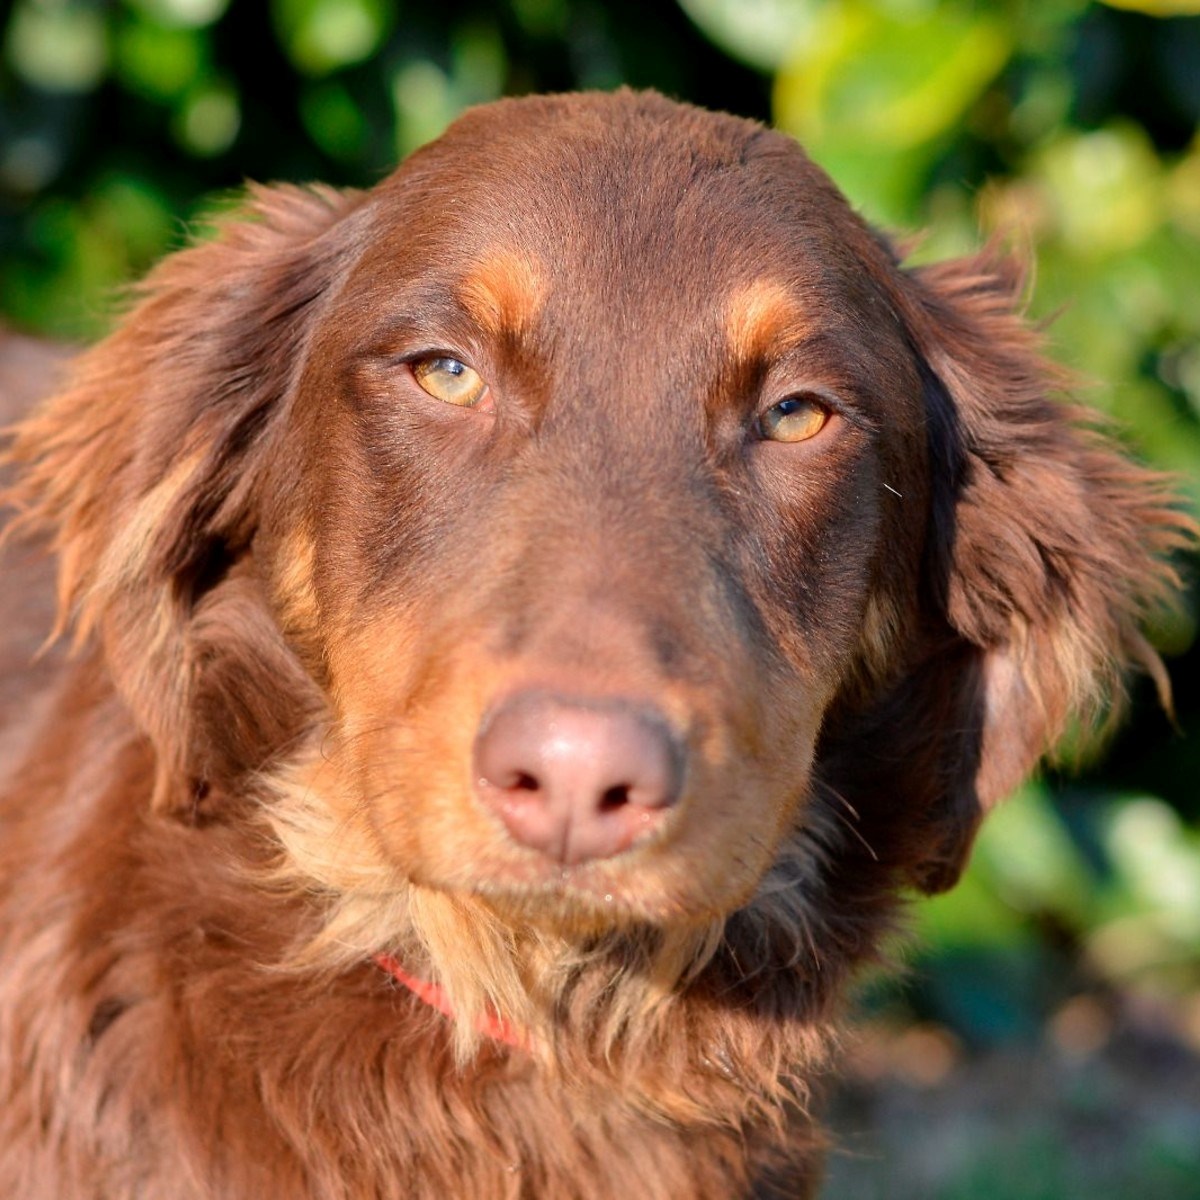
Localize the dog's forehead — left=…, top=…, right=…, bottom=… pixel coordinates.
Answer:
left=360, top=93, right=892, bottom=330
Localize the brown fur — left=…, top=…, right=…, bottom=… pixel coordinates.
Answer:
left=0, top=91, right=1192, bottom=1199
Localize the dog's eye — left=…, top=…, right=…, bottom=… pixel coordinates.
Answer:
left=412, top=357, right=489, bottom=407
left=757, top=394, right=831, bottom=443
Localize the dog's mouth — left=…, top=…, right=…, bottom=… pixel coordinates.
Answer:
left=420, top=801, right=783, bottom=934
left=468, top=863, right=688, bottom=928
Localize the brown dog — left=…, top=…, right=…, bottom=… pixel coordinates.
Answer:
left=0, top=90, right=1190, bottom=1199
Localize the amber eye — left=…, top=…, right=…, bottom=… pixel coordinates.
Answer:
left=757, top=394, right=831, bottom=443
left=412, top=356, right=488, bottom=407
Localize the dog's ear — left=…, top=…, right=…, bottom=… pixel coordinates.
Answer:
left=4, top=184, right=367, bottom=814
left=845, top=247, right=1193, bottom=894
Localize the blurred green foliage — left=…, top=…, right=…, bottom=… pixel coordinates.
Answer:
left=2, top=0, right=1198, bottom=1067
left=0, top=0, right=770, bottom=336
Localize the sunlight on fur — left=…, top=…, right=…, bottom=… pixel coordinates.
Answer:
left=260, top=738, right=835, bottom=1123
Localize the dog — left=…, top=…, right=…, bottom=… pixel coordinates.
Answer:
left=0, top=90, right=1191, bottom=1199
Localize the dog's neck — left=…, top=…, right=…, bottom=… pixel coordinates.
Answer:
left=373, top=952, right=529, bottom=1050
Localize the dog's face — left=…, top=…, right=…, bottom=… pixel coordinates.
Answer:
left=275, top=99, right=935, bottom=927
left=10, top=92, right=1184, bottom=945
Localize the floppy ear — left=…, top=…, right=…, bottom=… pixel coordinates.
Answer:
left=833, top=247, right=1193, bottom=894
left=4, top=183, right=367, bottom=815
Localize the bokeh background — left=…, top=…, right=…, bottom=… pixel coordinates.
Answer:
left=2, top=1, right=1198, bottom=1195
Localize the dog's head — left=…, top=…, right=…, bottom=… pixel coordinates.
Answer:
left=6, top=91, right=1188, bottom=960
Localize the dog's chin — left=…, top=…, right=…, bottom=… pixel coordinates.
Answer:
left=440, top=858, right=747, bottom=937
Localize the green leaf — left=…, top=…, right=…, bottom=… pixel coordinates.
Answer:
left=272, top=0, right=394, bottom=77
left=300, top=82, right=370, bottom=162
left=677, top=0, right=820, bottom=72
left=775, top=4, right=1012, bottom=150
left=1100, top=0, right=1200, bottom=14
left=5, top=0, right=110, bottom=94
left=115, top=19, right=207, bottom=102
left=122, top=0, right=230, bottom=29
left=171, top=80, right=241, bottom=156
left=773, top=3, right=1012, bottom=220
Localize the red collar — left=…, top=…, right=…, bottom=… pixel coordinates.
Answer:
left=374, top=952, right=528, bottom=1050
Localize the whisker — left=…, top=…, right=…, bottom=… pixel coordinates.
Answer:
left=814, top=781, right=879, bottom=862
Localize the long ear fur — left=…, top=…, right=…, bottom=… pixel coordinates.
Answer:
left=2, top=184, right=367, bottom=813
left=887, top=246, right=1194, bottom=891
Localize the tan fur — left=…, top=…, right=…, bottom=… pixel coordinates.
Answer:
left=270, top=522, right=322, bottom=643
left=458, top=250, right=549, bottom=338
left=723, top=278, right=810, bottom=363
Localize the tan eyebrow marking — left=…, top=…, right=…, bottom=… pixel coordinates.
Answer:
left=458, top=250, right=548, bottom=337
left=724, top=279, right=809, bottom=362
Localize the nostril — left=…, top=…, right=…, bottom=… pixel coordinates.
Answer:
left=511, top=771, right=540, bottom=792
left=599, top=783, right=631, bottom=811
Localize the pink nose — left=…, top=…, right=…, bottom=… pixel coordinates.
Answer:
left=473, top=692, right=683, bottom=864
